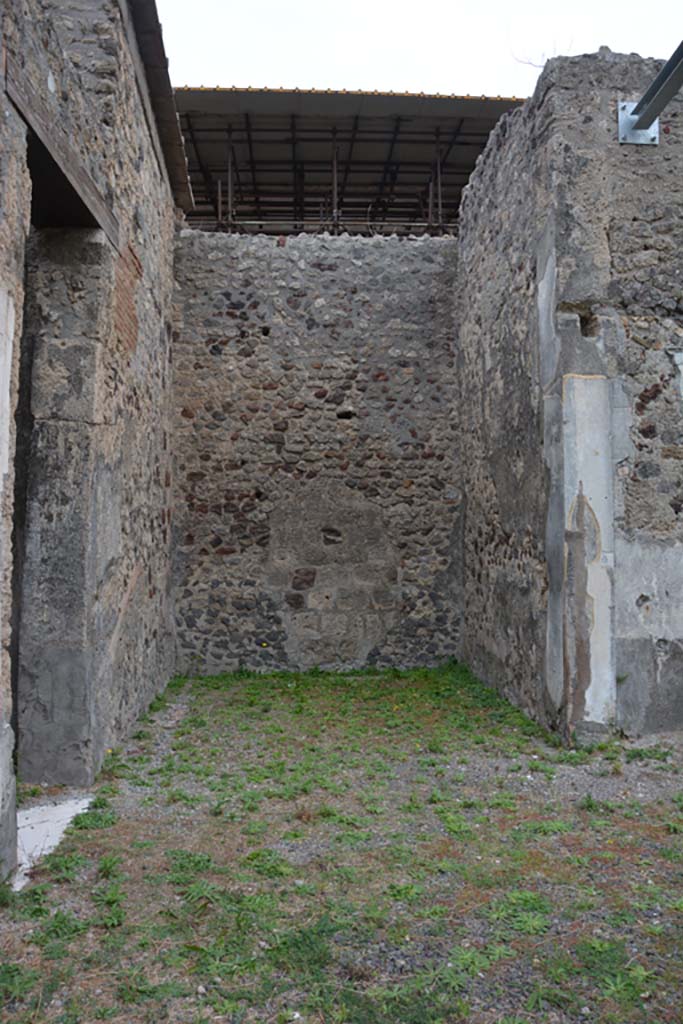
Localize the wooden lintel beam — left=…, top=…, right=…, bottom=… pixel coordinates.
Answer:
left=5, top=53, right=120, bottom=249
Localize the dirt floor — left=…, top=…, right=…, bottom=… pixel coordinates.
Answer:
left=1, top=664, right=683, bottom=1023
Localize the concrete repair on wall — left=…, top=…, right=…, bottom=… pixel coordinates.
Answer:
left=0, top=0, right=682, bottom=880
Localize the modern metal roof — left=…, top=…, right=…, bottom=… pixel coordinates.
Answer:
left=174, top=87, right=523, bottom=234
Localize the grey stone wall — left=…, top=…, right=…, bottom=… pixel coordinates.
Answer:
left=0, top=57, right=31, bottom=880
left=456, top=50, right=683, bottom=738
left=455, top=98, right=553, bottom=728
left=548, top=54, right=683, bottom=735
left=1, top=5, right=681, bottom=885
left=172, top=232, right=461, bottom=673
left=16, top=227, right=175, bottom=786
left=0, top=0, right=177, bottom=853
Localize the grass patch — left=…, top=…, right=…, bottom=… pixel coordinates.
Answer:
left=2, top=663, right=681, bottom=1023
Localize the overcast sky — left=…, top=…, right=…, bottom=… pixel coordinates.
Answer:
left=157, top=0, right=677, bottom=98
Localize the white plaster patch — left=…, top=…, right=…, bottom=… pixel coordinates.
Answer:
left=0, top=288, right=16, bottom=480
left=563, top=374, right=615, bottom=725
left=672, top=352, right=683, bottom=401
left=12, top=795, right=92, bottom=890
left=537, top=228, right=558, bottom=391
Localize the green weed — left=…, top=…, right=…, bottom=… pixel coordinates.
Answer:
left=0, top=963, right=40, bottom=1003
left=243, top=849, right=292, bottom=878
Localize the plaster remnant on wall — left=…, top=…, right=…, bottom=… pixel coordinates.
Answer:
left=0, top=290, right=16, bottom=481
left=671, top=352, right=683, bottom=400
left=562, top=375, right=615, bottom=730
left=537, top=228, right=559, bottom=392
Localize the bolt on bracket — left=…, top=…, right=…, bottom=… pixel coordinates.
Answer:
left=618, top=101, right=659, bottom=145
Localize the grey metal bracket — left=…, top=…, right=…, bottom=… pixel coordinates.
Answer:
left=618, top=101, right=659, bottom=145
left=617, top=40, right=683, bottom=144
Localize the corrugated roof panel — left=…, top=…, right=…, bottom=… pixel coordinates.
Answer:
left=175, top=87, right=524, bottom=234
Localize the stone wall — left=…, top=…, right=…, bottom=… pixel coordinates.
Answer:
left=2, top=9, right=682, bottom=881
left=172, top=232, right=461, bottom=673
left=456, top=50, right=683, bottom=739
left=552, top=55, right=683, bottom=735
left=455, top=99, right=553, bottom=727
left=0, top=34, right=31, bottom=878
left=0, top=0, right=177, bottom=874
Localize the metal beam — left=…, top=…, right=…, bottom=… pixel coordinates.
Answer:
left=376, top=116, right=402, bottom=205
left=291, top=114, right=299, bottom=229
left=633, top=40, right=683, bottom=128
left=227, top=126, right=234, bottom=228
left=440, top=117, right=465, bottom=168
left=188, top=159, right=473, bottom=173
left=229, top=131, right=245, bottom=205
left=244, top=113, right=261, bottom=218
left=339, top=114, right=359, bottom=211
left=332, top=128, right=339, bottom=226
left=191, top=189, right=464, bottom=206
left=180, top=125, right=491, bottom=142
left=185, top=113, right=217, bottom=220
left=435, top=129, right=442, bottom=226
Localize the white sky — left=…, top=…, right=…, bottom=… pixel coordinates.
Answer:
left=157, top=0, right=678, bottom=98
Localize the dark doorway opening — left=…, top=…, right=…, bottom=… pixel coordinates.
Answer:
left=27, top=129, right=99, bottom=231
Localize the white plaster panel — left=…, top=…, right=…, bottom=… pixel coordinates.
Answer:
left=0, top=289, right=16, bottom=482
left=563, top=374, right=615, bottom=725
left=537, top=239, right=559, bottom=391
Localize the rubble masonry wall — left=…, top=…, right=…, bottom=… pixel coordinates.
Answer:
left=172, top=232, right=462, bottom=673
left=456, top=51, right=683, bottom=739
left=0, top=0, right=176, bottom=870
